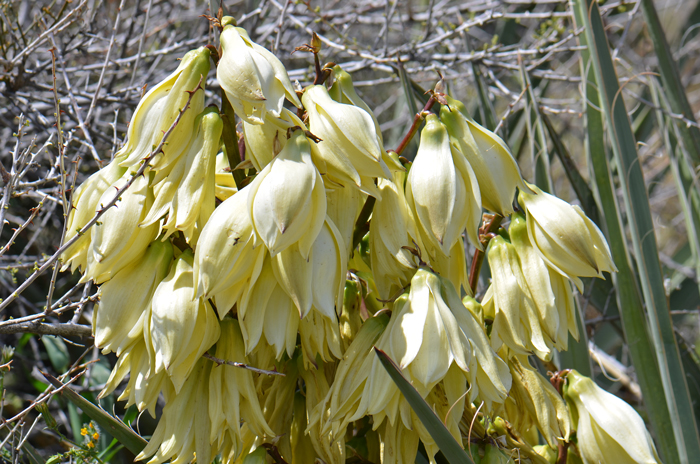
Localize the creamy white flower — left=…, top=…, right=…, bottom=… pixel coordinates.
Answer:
left=303, top=84, right=390, bottom=196
left=61, top=161, right=126, bottom=274
left=217, top=19, right=301, bottom=125
left=242, top=108, right=304, bottom=171
left=247, top=130, right=326, bottom=258
left=483, top=235, right=554, bottom=360
left=406, top=114, right=482, bottom=256
left=564, top=370, right=661, bottom=464
left=94, top=240, right=173, bottom=356
left=118, top=47, right=210, bottom=170
left=149, top=250, right=220, bottom=392
left=141, top=107, right=222, bottom=244
left=441, top=95, right=526, bottom=216
left=193, top=186, right=265, bottom=305
left=84, top=173, right=159, bottom=284
left=519, top=182, right=616, bottom=291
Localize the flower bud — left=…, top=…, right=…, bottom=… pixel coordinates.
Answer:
left=62, top=161, right=126, bottom=274
left=484, top=235, right=554, bottom=360
left=518, top=182, right=616, bottom=291
left=217, top=19, right=301, bottom=125
left=564, top=370, right=661, bottom=464
left=440, top=96, right=526, bottom=216
left=84, top=172, right=159, bottom=284
left=248, top=130, right=326, bottom=257
left=94, top=240, right=173, bottom=355
left=118, top=47, right=210, bottom=170
left=302, top=84, right=391, bottom=196
left=406, top=114, right=482, bottom=256
left=149, top=250, right=221, bottom=392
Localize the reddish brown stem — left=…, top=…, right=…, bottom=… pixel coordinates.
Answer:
left=468, top=214, right=503, bottom=294
left=557, top=441, right=570, bottom=464
left=392, top=96, right=436, bottom=157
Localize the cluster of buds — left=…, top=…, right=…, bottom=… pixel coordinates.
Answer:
left=63, top=15, right=659, bottom=464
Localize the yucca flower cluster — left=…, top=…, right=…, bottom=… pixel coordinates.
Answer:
left=62, top=15, right=659, bottom=464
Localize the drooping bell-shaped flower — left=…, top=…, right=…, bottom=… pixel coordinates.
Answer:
left=118, top=47, right=210, bottom=170
left=84, top=172, right=160, bottom=284
left=217, top=18, right=301, bottom=125
left=247, top=130, right=326, bottom=258
left=142, top=107, right=223, bottom=243
left=321, top=269, right=511, bottom=451
left=406, top=114, right=482, bottom=256
left=370, top=155, right=421, bottom=300
left=440, top=96, right=526, bottom=216
left=483, top=235, right=554, bottom=360
left=316, top=313, right=390, bottom=440
left=149, top=250, right=221, bottom=392
left=61, top=161, right=126, bottom=274
left=193, top=186, right=265, bottom=307
left=509, top=213, right=578, bottom=350
left=99, top=339, right=173, bottom=417
left=563, top=370, right=661, bottom=464
left=136, top=359, right=217, bottom=464
left=208, top=319, right=275, bottom=461
left=519, top=182, right=616, bottom=291
left=302, top=84, right=391, bottom=196
left=325, top=179, right=365, bottom=257
left=499, top=352, right=571, bottom=449
left=94, top=240, right=173, bottom=356
left=328, top=64, right=382, bottom=143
